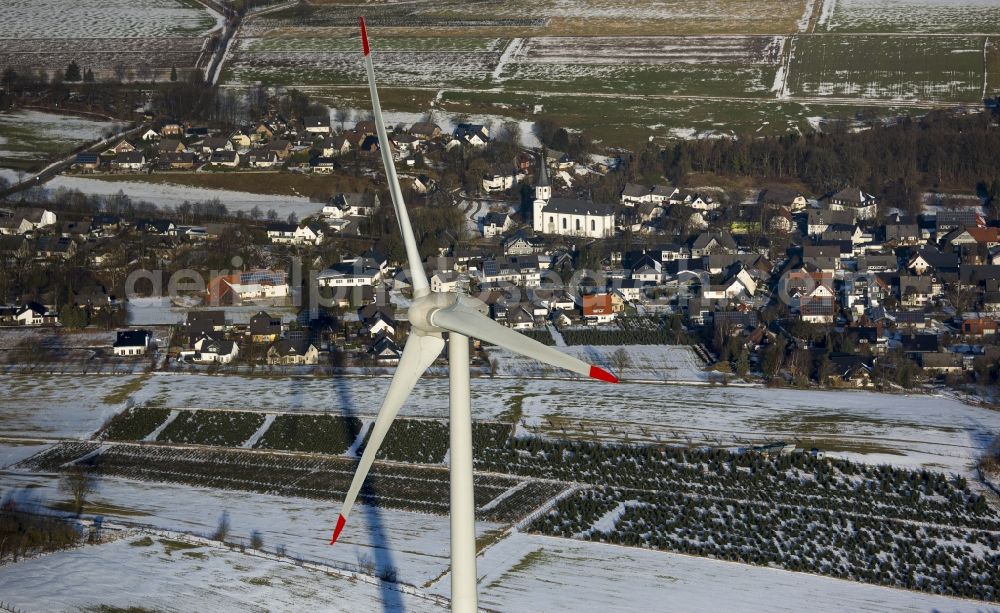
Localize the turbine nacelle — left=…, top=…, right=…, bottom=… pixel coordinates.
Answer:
left=406, top=291, right=483, bottom=335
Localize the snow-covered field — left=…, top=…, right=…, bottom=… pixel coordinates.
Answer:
left=3, top=0, right=218, bottom=38
left=112, top=364, right=1000, bottom=475
left=486, top=344, right=712, bottom=382
left=467, top=532, right=990, bottom=612
left=0, top=534, right=445, bottom=613
left=0, top=440, right=53, bottom=470
left=0, top=470, right=499, bottom=590
left=45, top=175, right=322, bottom=217
left=0, top=374, right=141, bottom=439
left=127, top=297, right=301, bottom=326
left=0, top=111, right=127, bottom=162
left=3, top=358, right=998, bottom=474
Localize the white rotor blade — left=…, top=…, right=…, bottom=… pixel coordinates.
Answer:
left=330, top=332, right=444, bottom=544
left=431, top=296, right=618, bottom=383
left=360, top=17, right=430, bottom=298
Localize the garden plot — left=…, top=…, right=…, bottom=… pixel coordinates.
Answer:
left=0, top=535, right=446, bottom=613
left=817, top=0, right=1000, bottom=33
left=3, top=0, right=218, bottom=38
left=787, top=35, right=985, bottom=102
left=0, top=110, right=127, bottom=165
left=0, top=374, right=143, bottom=439
left=502, top=36, right=784, bottom=97
left=467, top=532, right=988, bottom=612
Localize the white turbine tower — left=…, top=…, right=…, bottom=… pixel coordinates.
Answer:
left=331, top=18, right=618, bottom=612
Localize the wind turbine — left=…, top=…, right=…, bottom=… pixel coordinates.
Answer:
left=331, top=17, right=618, bottom=612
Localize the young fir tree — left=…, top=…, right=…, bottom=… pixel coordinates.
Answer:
left=64, top=60, right=82, bottom=82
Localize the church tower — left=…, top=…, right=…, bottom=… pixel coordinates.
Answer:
left=532, top=151, right=551, bottom=233
left=534, top=151, right=551, bottom=202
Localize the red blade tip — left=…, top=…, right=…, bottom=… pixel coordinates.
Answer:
left=589, top=365, right=618, bottom=383
left=329, top=514, right=346, bottom=545
left=359, top=17, right=370, bottom=56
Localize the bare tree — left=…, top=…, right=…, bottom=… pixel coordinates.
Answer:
left=60, top=465, right=96, bottom=517
left=212, top=510, right=231, bottom=541
left=609, top=348, right=630, bottom=374
left=114, top=64, right=127, bottom=83
left=335, top=108, right=349, bottom=131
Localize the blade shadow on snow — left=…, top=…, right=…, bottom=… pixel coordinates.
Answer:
left=332, top=373, right=405, bottom=613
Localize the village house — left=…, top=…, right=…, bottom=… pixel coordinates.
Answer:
left=161, top=151, right=197, bottom=170
left=317, top=262, right=382, bottom=288
left=479, top=256, right=544, bottom=287
left=303, top=115, right=331, bottom=134
left=181, top=334, right=239, bottom=364
left=409, top=121, right=442, bottom=140
left=207, top=270, right=290, bottom=305
left=482, top=212, right=513, bottom=238
left=209, top=150, right=240, bottom=167
left=431, top=270, right=460, bottom=293
left=503, top=231, right=545, bottom=256
left=324, top=193, right=380, bottom=218
left=690, top=231, right=738, bottom=258
left=13, top=302, right=58, bottom=326
left=249, top=311, right=282, bottom=343
left=247, top=149, right=280, bottom=168
left=0, top=208, right=58, bottom=235
left=113, top=330, right=153, bottom=357
left=73, top=153, right=100, bottom=171
left=34, top=236, right=77, bottom=260
left=368, top=334, right=401, bottom=364
left=266, top=222, right=298, bottom=244
left=319, top=135, right=351, bottom=157
left=582, top=293, right=621, bottom=324
left=112, top=151, right=145, bottom=172
left=267, top=339, right=319, bottom=365
left=454, top=123, right=489, bottom=146
left=826, top=187, right=877, bottom=220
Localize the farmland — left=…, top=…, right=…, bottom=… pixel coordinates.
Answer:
left=15, top=414, right=1000, bottom=602
left=0, top=535, right=448, bottom=613
left=787, top=35, right=986, bottom=102
left=0, top=110, right=128, bottom=170
left=251, top=0, right=809, bottom=37
left=0, top=0, right=219, bottom=83
left=3, top=0, right=219, bottom=39
left=816, top=0, right=1000, bottom=34
left=213, top=0, right=1000, bottom=146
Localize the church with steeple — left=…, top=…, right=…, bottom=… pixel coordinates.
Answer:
left=531, top=152, right=615, bottom=238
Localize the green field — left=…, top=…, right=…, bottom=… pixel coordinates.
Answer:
left=788, top=35, right=986, bottom=102
left=817, top=0, right=1000, bottom=34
